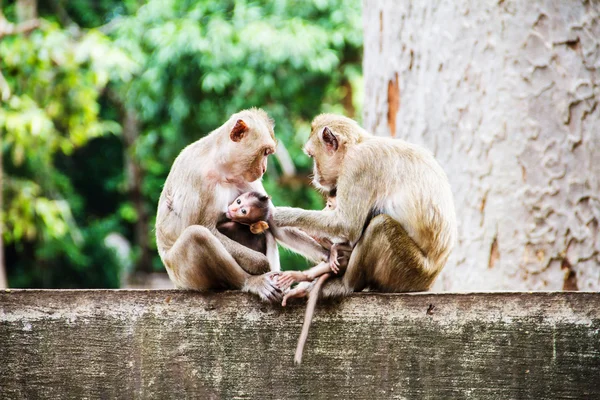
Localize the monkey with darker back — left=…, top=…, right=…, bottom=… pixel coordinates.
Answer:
left=272, top=114, right=457, bottom=362
left=273, top=114, right=457, bottom=305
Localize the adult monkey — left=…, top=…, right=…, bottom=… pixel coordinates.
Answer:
left=273, top=114, right=457, bottom=298
left=156, top=108, right=327, bottom=302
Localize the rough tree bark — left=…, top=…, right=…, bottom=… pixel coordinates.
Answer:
left=107, top=89, right=152, bottom=278
left=363, top=1, right=600, bottom=290
left=122, top=108, right=152, bottom=275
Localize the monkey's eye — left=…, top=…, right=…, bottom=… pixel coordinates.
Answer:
left=264, top=148, right=273, bottom=156
left=241, top=209, right=247, bottom=215
left=237, top=199, right=241, bottom=204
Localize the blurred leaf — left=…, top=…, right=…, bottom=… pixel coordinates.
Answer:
left=3, top=0, right=363, bottom=286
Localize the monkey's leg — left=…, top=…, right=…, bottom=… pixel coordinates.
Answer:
left=305, top=262, right=335, bottom=280
left=369, top=215, right=437, bottom=292
left=278, top=261, right=331, bottom=289
left=317, top=215, right=390, bottom=299
left=165, top=225, right=282, bottom=302
left=319, top=215, right=434, bottom=298
left=282, top=281, right=313, bottom=306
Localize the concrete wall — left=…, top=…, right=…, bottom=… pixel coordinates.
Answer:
left=1, top=290, right=599, bottom=399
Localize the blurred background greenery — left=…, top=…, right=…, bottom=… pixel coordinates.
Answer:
left=0, top=0, right=363, bottom=288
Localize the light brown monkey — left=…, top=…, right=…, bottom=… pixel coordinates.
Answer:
left=273, top=114, right=457, bottom=303
left=156, top=109, right=329, bottom=302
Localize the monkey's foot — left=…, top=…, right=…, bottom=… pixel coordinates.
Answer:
left=277, top=271, right=309, bottom=290
left=250, top=221, right=269, bottom=234
left=282, top=281, right=312, bottom=306
left=243, top=272, right=282, bottom=303
left=328, top=253, right=340, bottom=275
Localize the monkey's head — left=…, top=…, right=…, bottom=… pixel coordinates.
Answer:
left=227, top=191, right=271, bottom=225
left=324, top=196, right=337, bottom=211
left=304, top=114, right=364, bottom=192
left=224, top=108, right=277, bottom=182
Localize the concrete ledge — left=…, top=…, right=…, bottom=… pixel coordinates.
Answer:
left=1, top=290, right=599, bottom=399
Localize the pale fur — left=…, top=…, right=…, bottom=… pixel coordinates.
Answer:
left=156, top=108, right=329, bottom=301
left=156, top=108, right=277, bottom=263
left=307, top=113, right=454, bottom=271
left=156, top=109, right=281, bottom=300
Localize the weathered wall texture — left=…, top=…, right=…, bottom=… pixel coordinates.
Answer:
left=1, top=290, right=599, bottom=399
left=363, top=1, right=600, bottom=290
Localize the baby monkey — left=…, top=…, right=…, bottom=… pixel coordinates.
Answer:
left=217, top=192, right=271, bottom=255
left=222, top=191, right=349, bottom=364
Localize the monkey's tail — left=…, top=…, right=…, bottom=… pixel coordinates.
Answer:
left=294, top=273, right=330, bottom=365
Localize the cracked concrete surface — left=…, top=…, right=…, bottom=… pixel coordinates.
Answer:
left=1, top=290, right=599, bottom=399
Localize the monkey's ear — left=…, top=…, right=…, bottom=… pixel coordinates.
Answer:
left=258, top=194, right=270, bottom=202
left=230, top=119, right=249, bottom=142
left=322, top=127, right=338, bottom=152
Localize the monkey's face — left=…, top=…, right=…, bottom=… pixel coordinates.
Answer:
left=228, top=116, right=277, bottom=182
left=305, top=126, right=345, bottom=192
left=324, top=197, right=337, bottom=211
left=227, top=193, right=267, bottom=224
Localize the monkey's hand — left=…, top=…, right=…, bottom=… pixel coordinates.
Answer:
left=250, top=221, right=269, bottom=234
left=243, top=272, right=282, bottom=303
left=282, top=281, right=313, bottom=307
left=277, top=270, right=309, bottom=290
left=328, top=245, right=340, bottom=274
left=328, top=242, right=353, bottom=274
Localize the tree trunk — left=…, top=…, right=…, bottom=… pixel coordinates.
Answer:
left=363, top=0, right=600, bottom=290
left=0, top=128, right=6, bottom=289
left=15, top=0, right=37, bottom=21
left=0, top=0, right=39, bottom=289
left=122, top=108, right=152, bottom=274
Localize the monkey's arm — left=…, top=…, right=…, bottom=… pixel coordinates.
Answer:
left=212, top=228, right=271, bottom=275
left=270, top=225, right=328, bottom=263
left=273, top=157, right=377, bottom=243
left=273, top=202, right=370, bottom=245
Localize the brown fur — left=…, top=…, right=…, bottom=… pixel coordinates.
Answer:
left=217, top=192, right=271, bottom=255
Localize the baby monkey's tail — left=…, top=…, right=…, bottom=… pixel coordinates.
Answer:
left=294, top=273, right=330, bottom=364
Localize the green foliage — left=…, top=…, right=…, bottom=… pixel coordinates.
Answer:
left=1, top=19, right=133, bottom=287
left=110, top=0, right=362, bottom=270
left=2, top=0, right=362, bottom=287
